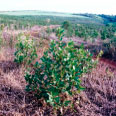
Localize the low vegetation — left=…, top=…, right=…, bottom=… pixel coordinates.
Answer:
left=0, top=12, right=116, bottom=116
left=25, top=28, right=98, bottom=113
left=14, top=34, right=37, bottom=66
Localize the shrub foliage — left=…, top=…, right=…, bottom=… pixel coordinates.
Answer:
left=14, top=34, right=37, bottom=66
left=24, top=28, right=97, bottom=110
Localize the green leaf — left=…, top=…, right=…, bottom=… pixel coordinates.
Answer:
left=64, top=100, right=71, bottom=106
left=54, top=97, right=60, bottom=104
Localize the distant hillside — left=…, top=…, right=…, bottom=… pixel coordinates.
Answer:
left=0, top=11, right=116, bottom=26
left=73, top=13, right=116, bottom=24
left=0, top=10, right=88, bottom=17
left=0, top=11, right=104, bottom=24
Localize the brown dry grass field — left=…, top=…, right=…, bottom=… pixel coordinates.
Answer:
left=0, top=28, right=116, bottom=116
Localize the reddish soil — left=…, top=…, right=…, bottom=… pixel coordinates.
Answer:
left=99, top=58, right=116, bottom=69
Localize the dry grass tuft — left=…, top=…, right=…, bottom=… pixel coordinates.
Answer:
left=77, top=62, right=116, bottom=116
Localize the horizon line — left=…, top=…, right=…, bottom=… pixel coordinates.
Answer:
left=0, top=10, right=115, bottom=16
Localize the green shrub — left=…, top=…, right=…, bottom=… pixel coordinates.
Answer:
left=46, top=27, right=52, bottom=35
left=0, top=32, right=2, bottom=48
left=14, top=34, right=37, bottom=66
left=0, top=24, right=4, bottom=48
left=25, top=28, right=97, bottom=112
left=111, top=36, right=116, bottom=46
left=62, top=21, right=70, bottom=30
left=62, top=21, right=74, bottom=37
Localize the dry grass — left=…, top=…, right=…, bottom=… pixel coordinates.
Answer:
left=0, top=46, right=116, bottom=116
left=77, top=62, right=116, bottom=116
left=0, top=29, right=116, bottom=116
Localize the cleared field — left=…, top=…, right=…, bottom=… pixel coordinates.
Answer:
left=0, top=10, right=87, bottom=17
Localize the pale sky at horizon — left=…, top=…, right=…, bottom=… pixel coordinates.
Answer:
left=0, top=0, right=116, bottom=15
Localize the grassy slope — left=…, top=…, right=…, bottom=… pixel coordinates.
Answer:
left=0, top=10, right=91, bottom=17
left=0, top=10, right=104, bottom=25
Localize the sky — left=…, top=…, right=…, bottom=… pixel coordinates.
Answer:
left=0, top=0, right=116, bottom=15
